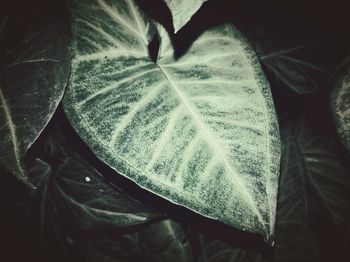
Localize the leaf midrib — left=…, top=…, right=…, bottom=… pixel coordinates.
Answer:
left=0, top=86, right=24, bottom=175
left=73, top=0, right=273, bottom=231
left=157, top=63, right=264, bottom=224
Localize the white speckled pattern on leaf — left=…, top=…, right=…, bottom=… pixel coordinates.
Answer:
left=63, top=0, right=280, bottom=240
left=331, top=66, right=350, bottom=152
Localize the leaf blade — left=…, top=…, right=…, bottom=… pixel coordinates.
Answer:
left=28, top=126, right=160, bottom=230
left=64, top=0, right=280, bottom=240
left=163, top=0, right=208, bottom=33
left=246, top=27, right=331, bottom=94
left=276, top=117, right=350, bottom=261
left=331, top=66, right=350, bottom=152
left=0, top=2, right=70, bottom=185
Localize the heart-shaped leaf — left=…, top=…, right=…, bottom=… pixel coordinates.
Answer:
left=0, top=1, right=70, bottom=186
left=331, top=66, right=350, bottom=152
left=63, top=0, right=280, bottom=240
left=163, top=0, right=208, bottom=33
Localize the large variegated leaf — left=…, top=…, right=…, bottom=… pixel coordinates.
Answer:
left=63, top=0, right=280, bottom=240
left=0, top=1, right=69, bottom=186
left=331, top=66, right=350, bottom=152
left=163, top=0, right=208, bottom=33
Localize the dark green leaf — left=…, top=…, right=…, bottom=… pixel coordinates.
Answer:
left=28, top=127, right=160, bottom=230
left=277, top=117, right=350, bottom=261
left=247, top=27, right=330, bottom=94
left=196, top=235, right=267, bottom=262
left=0, top=1, right=70, bottom=186
left=82, top=219, right=193, bottom=262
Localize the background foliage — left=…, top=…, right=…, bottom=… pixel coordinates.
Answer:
left=1, top=0, right=350, bottom=261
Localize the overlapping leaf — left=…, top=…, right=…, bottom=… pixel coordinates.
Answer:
left=196, top=235, right=267, bottom=262
left=63, top=0, right=280, bottom=239
left=82, top=219, right=193, bottom=262
left=163, top=0, right=208, bottom=33
left=195, top=117, right=350, bottom=262
left=277, top=118, right=350, bottom=261
left=28, top=127, right=160, bottom=230
left=0, top=1, right=69, bottom=186
left=277, top=119, right=319, bottom=261
left=331, top=65, right=350, bottom=152
left=246, top=27, right=330, bottom=94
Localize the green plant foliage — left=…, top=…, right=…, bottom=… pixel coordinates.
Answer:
left=246, top=27, right=330, bottom=94
left=82, top=219, right=193, bottom=262
left=331, top=66, right=350, bottom=152
left=163, top=0, right=208, bottom=33
left=276, top=117, right=350, bottom=261
left=28, top=127, right=161, bottom=231
left=196, top=235, right=267, bottom=262
left=0, top=1, right=69, bottom=186
left=63, top=0, right=280, bottom=240
left=1, top=0, right=350, bottom=261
